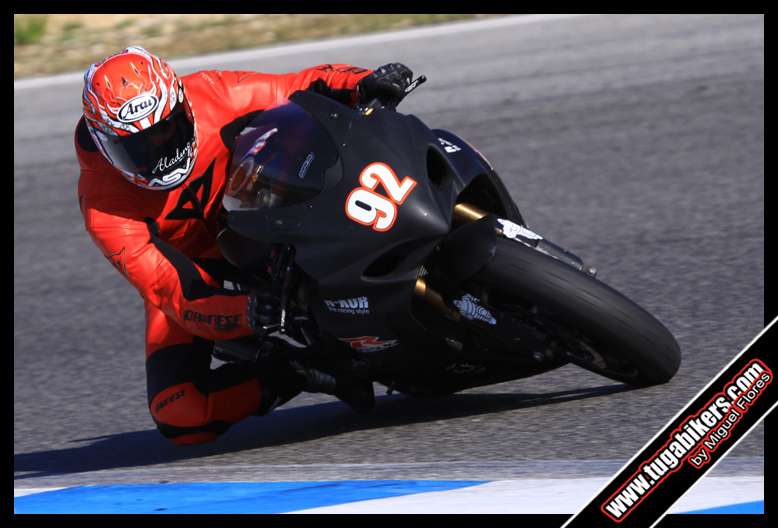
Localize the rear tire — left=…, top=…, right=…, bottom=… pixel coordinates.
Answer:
left=473, top=238, right=681, bottom=385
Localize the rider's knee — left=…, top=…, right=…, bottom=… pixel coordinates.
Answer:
left=149, top=384, right=227, bottom=446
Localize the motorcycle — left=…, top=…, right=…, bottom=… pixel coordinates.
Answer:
left=213, top=75, right=681, bottom=400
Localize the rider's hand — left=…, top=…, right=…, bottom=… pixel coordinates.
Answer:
left=357, top=63, right=413, bottom=105
left=247, top=290, right=282, bottom=333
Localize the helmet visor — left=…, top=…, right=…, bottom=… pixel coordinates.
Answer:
left=92, top=101, right=195, bottom=186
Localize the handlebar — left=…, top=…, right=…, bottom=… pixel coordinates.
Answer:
left=358, top=74, right=427, bottom=116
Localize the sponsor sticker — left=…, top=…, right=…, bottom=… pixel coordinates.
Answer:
left=118, top=94, right=159, bottom=123
left=299, top=152, right=315, bottom=179
left=154, top=389, right=185, bottom=413
left=153, top=141, right=194, bottom=175
left=183, top=310, right=241, bottom=331
left=339, top=336, right=399, bottom=352
left=497, top=218, right=543, bottom=241
left=324, top=296, right=370, bottom=315
left=453, top=293, right=496, bottom=325
left=438, top=137, right=462, bottom=153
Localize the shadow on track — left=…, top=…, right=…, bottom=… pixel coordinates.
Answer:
left=14, top=383, right=632, bottom=480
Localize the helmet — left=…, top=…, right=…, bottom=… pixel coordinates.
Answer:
left=82, top=46, right=197, bottom=190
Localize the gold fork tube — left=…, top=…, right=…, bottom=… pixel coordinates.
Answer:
left=414, top=277, right=461, bottom=321
left=414, top=202, right=490, bottom=319
left=453, top=202, right=487, bottom=224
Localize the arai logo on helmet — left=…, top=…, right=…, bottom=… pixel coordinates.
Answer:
left=118, top=94, right=159, bottom=123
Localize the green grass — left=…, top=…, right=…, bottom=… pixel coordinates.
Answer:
left=63, top=21, right=83, bottom=32
left=15, top=14, right=498, bottom=79
left=14, top=15, right=48, bottom=45
left=141, top=24, right=163, bottom=38
left=114, top=19, right=135, bottom=30
left=58, top=20, right=84, bottom=42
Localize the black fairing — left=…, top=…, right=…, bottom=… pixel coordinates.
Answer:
left=429, top=214, right=498, bottom=284
left=433, top=129, right=524, bottom=224
left=219, top=90, right=516, bottom=346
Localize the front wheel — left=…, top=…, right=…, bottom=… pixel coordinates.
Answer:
left=471, top=238, right=681, bottom=385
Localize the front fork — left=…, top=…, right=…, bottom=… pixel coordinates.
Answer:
left=451, top=203, right=598, bottom=276
left=412, top=202, right=594, bottom=362
left=413, top=202, right=595, bottom=313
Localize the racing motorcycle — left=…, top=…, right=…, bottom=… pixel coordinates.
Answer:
left=213, top=75, right=681, bottom=399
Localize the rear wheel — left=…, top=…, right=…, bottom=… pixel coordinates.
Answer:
left=471, top=238, right=681, bottom=385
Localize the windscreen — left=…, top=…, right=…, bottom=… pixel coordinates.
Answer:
left=224, top=102, right=339, bottom=211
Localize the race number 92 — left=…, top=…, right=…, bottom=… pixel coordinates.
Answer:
left=345, top=162, right=417, bottom=232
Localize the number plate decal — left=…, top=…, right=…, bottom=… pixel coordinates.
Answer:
left=345, top=162, right=417, bottom=232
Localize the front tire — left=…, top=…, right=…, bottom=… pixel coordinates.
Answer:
left=472, top=238, right=681, bottom=385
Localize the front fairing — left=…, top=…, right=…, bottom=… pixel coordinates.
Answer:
left=220, top=91, right=462, bottom=348
left=223, top=91, right=456, bottom=286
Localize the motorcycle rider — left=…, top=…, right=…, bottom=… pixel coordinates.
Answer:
left=76, top=46, right=413, bottom=445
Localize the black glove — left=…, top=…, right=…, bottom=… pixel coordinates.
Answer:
left=357, top=63, right=413, bottom=105
left=247, top=290, right=282, bottom=333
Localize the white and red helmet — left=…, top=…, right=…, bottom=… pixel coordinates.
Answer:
left=82, top=46, right=197, bottom=190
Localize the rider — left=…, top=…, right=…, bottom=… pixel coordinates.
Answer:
left=75, top=46, right=413, bottom=445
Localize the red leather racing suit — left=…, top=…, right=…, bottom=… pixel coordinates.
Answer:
left=75, top=65, right=371, bottom=445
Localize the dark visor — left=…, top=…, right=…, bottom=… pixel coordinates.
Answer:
left=94, top=101, right=195, bottom=181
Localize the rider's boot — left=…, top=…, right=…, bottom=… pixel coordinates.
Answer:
left=298, top=366, right=376, bottom=414
left=255, top=360, right=375, bottom=415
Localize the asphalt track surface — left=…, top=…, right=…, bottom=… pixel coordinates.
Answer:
left=14, top=14, right=764, bottom=487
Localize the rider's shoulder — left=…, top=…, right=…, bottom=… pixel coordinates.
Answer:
left=183, top=70, right=232, bottom=93
left=184, top=69, right=272, bottom=98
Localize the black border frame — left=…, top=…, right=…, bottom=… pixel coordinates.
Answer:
left=9, top=7, right=768, bottom=527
